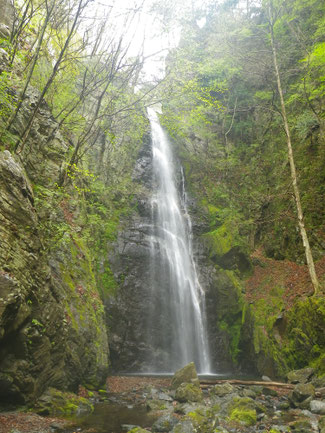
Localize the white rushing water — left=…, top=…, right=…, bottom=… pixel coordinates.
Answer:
left=147, top=108, right=211, bottom=374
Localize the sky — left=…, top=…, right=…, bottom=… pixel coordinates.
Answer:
left=88, top=0, right=192, bottom=80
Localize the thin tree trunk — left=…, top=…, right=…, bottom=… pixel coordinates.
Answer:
left=15, top=0, right=87, bottom=153
left=268, top=1, right=319, bottom=295
left=6, top=0, right=55, bottom=135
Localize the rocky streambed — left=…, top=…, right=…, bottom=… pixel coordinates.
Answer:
left=1, top=366, right=325, bottom=433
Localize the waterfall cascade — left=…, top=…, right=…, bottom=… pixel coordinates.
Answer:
left=147, top=108, right=211, bottom=374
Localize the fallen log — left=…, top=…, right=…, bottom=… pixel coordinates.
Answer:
left=200, top=379, right=294, bottom=389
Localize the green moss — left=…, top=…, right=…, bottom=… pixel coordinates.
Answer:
left=242, top=290, right=325, bottom=378
left=186, top=408, right=218, bottom=433
left=35, top=388, right=94, bottom=416
left=175, top=383, right=203, bottom=402
left=227, top=396, right=257, bottom=426
left=229, top=407, right=256, bottom=426
left=202, top=222, right=234, bottom=258
left=214, top=270, right=245, bottom=364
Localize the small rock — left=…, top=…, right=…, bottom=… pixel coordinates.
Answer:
left=122, top=424, right=140, bottom=431
left=262, top=375, right=272, bottom=382
left=310, top=399, right=325, bottom=414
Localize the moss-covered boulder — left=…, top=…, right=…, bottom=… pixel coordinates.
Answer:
left=227, top=397, right=257, bottom=426
left=287, top=368, right=315, bottom=384
left=175, top=383, right=203, bottom=403
left=35, top=387, right=94, bottom=416
left=186, top=407, right=219, bottom=433
left=171, top=363, right=199, bottom=390
left=289, top=383, right=315, bottom=408
left=209, top=382, right=235, bottom=397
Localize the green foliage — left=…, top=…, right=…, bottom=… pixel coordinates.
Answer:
left=160, top=0, right=325, bottom=264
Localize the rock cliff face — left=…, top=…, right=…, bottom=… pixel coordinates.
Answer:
left=0, top=90, right=109, bottom=405
left=0, top=0, right=14, bottom=28
left=106, top=131, right=242, bottom=374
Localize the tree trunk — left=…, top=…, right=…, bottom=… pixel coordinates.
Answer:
left=15, top=0, right=87, bottom=153
left=268, top=1, right=319, bottom=296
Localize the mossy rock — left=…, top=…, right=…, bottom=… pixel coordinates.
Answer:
left=151, top=414, right=179, bottom=432
left=172, top=420, right=195, bottom=433
left=171, top=362, right=199, bottom=390
left=186, top=407, right=219, bottom=433
left=209, top=382, right=234, bottom=397
left=128, top=428, right=151, bottom=433
left=147, top=400, right=167, bottom=411
left=175, top=383, right=203, bottom=403
left=287, top=367, right=315, bottom=384
left=228, top=407, right=257, bottom=426
left=227, top=396, right=257, bottom=426
left=35, top=387, right=93, bottom=416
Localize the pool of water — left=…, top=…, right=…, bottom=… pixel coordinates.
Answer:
left=72, top=403, right=158, bottom=433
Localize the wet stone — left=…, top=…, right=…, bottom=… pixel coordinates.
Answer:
left=172, top=420, right=195, bottom=433
left=310, top=399, right=325, bottom=414
left=152, top=414, right=179, bottom=432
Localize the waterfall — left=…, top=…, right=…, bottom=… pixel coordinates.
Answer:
left=147, top=108, right=211, bottom=374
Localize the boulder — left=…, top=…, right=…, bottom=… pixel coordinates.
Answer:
left=172, top=420, right=195, bottom=433
left=34, top=387, right=93, bottom=416
left=209, top=382, right=234, bottom=397
left=151, top=414, right=179, bottom=432
left=262, top=375, right=272, bottom=382
left=0, top=23, right=10, bottom=38
left=289, top=383, right=315, bottom=408
left=310, top=399, right=325, bottom=415
left=289, top=418, right=314, bottom=433
left=175, top=383, right=203, bottom=403
left=287, top=368, right=315, bottom=384
left=171, top=363, right=199, bottom=390
left=227, top=396, right=257, bottom=426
